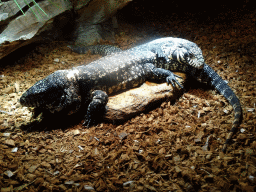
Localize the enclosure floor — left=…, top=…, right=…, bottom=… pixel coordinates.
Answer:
left=0, top=9, right=256, bottom=191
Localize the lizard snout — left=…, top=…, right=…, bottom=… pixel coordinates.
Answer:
left=19, top=93, right=27, bottom=106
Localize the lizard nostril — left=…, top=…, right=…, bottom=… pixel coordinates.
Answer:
left=19, top=96, right=25, bottom=105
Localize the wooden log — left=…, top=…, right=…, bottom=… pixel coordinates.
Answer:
left=104, top=72, right=186, bottom=123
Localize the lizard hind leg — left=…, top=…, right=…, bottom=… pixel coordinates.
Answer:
left=83, top=90, right=109, bottom=127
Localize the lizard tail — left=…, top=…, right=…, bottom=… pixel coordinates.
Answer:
left=200, top=64, right=242, bottom=152
left=67, top=45, right=92, bottom=54
left=68, top=45, right=122, bottom=56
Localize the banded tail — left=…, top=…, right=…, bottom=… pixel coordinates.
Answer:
left=201, top=64, right=242, bottom=152
left=68, top=45, right=122, bottom=56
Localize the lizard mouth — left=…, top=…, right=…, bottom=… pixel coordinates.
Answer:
left=20, top=91, right=45, bottom=108
left=187, top=56, right=205, bottom=69
left=20, top=92, right=33, bottom=107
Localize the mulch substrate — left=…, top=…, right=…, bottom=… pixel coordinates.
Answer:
left=0, top=8, right=256, bottom=192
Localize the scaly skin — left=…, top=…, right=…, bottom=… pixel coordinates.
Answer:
left=67, top=45, right=122, bottom=56
left=20, top=37, right=242, bottom=152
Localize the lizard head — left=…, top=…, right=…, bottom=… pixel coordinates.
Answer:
left=163, top=39, right=205, bottom=69
left=20, top=71, right=69, bottom=115
left=182, top=44, right=205, bottom=69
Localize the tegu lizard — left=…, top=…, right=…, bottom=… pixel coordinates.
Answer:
left=20, top=37, right=242, bottom=152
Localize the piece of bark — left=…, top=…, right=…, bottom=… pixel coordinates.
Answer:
left=104, top=72, right=186, bottom=123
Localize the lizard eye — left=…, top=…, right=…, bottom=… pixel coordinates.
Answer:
left=184, top=52, right=193, bottom=58
left=184, top=52, right=194, bottom=62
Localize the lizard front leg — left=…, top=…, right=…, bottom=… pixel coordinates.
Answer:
left=83, top=90, right=108, bottom=127
left=144, top=63, right=184, bottom=89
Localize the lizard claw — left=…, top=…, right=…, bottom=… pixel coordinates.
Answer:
left=83, top=117, right=95, bottom=127
left=166, top=74, right=184, bottom=89
left=82, top=119, right=89, bottom=127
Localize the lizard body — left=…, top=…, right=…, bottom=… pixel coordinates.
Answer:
left=20, top=37, right=242, bottom=152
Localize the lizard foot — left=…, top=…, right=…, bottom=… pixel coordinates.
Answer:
left=166, top=73, right=184, bottom=89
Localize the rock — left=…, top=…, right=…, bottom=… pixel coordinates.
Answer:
left=0, top=0, right=72, bottom=59
left=72, top=0, right=132, bottom=45
left=0, top=0, right=132, bottom=60
left=72, top=24, right=104, bottom=46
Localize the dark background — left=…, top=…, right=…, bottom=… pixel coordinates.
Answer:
left=118, top=0, right=255, bottom=23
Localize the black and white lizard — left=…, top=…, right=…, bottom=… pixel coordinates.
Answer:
left=20, top=37, right=242, bottom=152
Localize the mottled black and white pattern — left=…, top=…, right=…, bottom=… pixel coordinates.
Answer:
left=67, top=45, right=122, bottom=56
left=20, top=37, right=242, bottom=152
